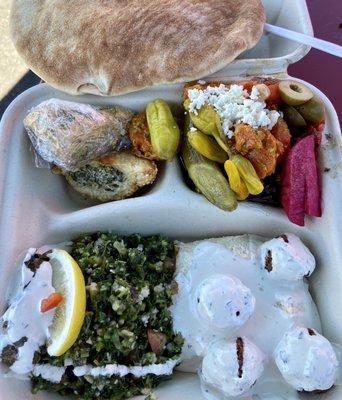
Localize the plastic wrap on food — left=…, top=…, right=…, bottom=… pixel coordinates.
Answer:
left=23, top=99, right=133, bottom=171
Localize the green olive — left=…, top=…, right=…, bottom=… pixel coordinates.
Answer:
left=282, top=105, right=306, bottom=127
left=279, top=80, right=314, bottom=106
left=295, top=97, right=325, bottom=123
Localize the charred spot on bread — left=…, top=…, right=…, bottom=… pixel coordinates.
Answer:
left=236, top=337, right=244, bottom=378
left=265, top=250, right=273, bottom=272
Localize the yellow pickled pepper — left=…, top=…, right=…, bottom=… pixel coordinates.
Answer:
left=183, top=100, right=217, bottom=136
left=184, top=100, right=230, bottom=153
left=224, top=160, right=249, bottom=200
left=184, top=98, right=264, bottom=199
left=146, top=99, right=180, bottom=161
left=230, top=155, right=264, bottom=195
left=187, top=130, right=228, bottom=163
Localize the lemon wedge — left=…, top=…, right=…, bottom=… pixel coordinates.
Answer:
left=47, top=249, right=86, bottom=356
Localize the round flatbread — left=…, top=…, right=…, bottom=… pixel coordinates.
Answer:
left=10, top=0, right=265, bottom=96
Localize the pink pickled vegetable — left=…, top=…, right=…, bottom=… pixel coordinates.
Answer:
left=281, top=135, right=321, bottom=226
left=281, top=142, right=306, bottom=226
left=304, top=136, right=321, bottom=217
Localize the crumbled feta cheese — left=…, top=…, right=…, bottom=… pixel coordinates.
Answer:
left=141, top=314, right=150, bottom=325
left=188, top=84, right=280, bottom=138
left=250, top=86, right=260, bottom=101
left=137, top=244, right=144, bottom=251
left=189, top=126, right=197, bottom=132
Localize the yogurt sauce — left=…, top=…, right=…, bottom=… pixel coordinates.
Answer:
left=30, top=358, right=179, bottom=383
left=0, top=248, right=56, bottom=375
left=171, top=235, right=324, bottom=399
left=1, top=235, right=339, bottom=395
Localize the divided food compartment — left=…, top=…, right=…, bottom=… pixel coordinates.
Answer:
left=1, top=76, right=342, bottom=400
left=1, top=1, right=342, bottom=399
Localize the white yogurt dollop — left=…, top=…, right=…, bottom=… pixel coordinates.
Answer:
left=0, top=249, right=55, bottom=375
left=260, top=234, right=316, bottom=281
left=274, top=326, right=338, bottom=392
left=194, top=274, right=255, bottom=330
left=200, top=337, right=265, bottom=398
left=172, top=238, right=321, bottom=364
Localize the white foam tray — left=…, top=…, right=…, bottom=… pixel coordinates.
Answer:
left=0, top=1, right=341, bottom=398
left=0, top=75, right=341, bottom=399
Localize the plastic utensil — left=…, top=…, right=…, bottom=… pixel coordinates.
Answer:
left=265, top=23, right=342, bottom=58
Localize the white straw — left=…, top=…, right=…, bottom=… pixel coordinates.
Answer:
left=264, top=23, right=342, bottom=58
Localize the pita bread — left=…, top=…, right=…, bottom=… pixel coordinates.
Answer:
left=10, top=0, right=265, bottom=96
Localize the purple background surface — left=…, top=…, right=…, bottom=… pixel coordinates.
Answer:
left=289, top=0, right=342, bottom=120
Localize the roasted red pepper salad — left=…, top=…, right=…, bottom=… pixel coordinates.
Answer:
left=182, top=77, right=325, bottom=226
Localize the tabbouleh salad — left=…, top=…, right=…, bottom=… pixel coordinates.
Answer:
left=32, top=232, right=183, bottom=399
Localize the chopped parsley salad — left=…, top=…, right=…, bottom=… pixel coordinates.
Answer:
left=4, top=233, right=183, bottom=400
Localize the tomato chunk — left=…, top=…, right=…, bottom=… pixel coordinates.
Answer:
left=147, top=328, right=167, bottom=355
left=266, top=83, right=281, bottom=103
left=242, top=80, right=258, bottom=93
left=307, top=120, right=325, bottom=146
left=40, top=292, right=63, bottom=313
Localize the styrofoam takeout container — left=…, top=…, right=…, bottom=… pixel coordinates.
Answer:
left=0, top=1, right=342, bottom=399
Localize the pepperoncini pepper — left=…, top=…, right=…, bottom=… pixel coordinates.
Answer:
left=146, top=99, right=180, bottom=161
left=224, top=160, right=249, bottom=200
left=226, top=155, right=264, bottom=196
left=183, top=100, right=230, bottom=153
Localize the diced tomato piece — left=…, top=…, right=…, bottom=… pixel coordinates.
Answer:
left=147, top=328, right=167, bottom=355
left=307, top=120, right=325, bottom=146
left=242, top=80, right=258, bottom=93
left=40, top=292, right=63, bottom=313
left=266, top=83, right=281, bottom=103
left=271, top=118, right=291, bottom=155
